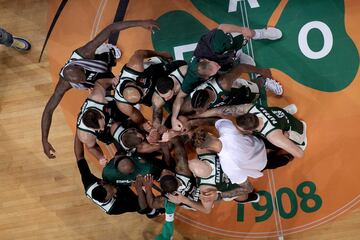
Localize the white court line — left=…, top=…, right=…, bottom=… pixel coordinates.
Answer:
left=90, top=0, right=108, bottom=39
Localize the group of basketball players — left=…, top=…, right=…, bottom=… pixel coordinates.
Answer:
left=40, top=19, right=308, bottom=237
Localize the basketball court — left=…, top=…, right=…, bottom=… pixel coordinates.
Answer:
left=0, top=0, right=359, bottom=239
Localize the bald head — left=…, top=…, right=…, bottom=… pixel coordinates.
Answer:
left=189, top=159, right=212, bottom=178
left=116, top=157, right=135, bottom=175
left=63, top=65, right=85, bottom=83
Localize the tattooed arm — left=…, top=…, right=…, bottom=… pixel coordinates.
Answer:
left=190, top=104, right=253, bottom=119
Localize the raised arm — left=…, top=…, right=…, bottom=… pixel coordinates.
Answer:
left=143, top=175, right=166, bottom=209
left=267, top=130, right=304, bottom=158
left=151, top=93, right=165, bottom=130
left=116, top=102, right=146, bottom=126
left=41, top=78, right=72, bottom=159
left=77, top=20, right=160, bottom=58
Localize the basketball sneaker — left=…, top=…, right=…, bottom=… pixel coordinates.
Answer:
left=283, top=104, right=298, bottom=115
left=265, top=77, right=283, bottom=96
left=253, top=27, right=282, bottom=40
left=234, top=192, right=260, bottom=204
left=10, top=36, right=31, bottom=51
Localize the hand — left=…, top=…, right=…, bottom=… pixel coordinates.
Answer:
left=146, top=128, right=160, bottom=144
left=143, top=174, right=153, bottom=189
left=140, top=19, right=160, bottom=31
left=157, top=125, right=168, bottom=135
left=178, top=116, right=190, bottom=132
left=171, top=118, right=183, bottom=131
left=260, top=68, right=272, bottom=79
left=112, top=75, right=119, bottom=88
left=43, top=141, right=56, bottom=159
left=241, top=27, right=254, bottom=40
left=134, top=175, right=144, bottom=190
left=167, top=192, right=184, bottom=204
left=99, top=157, right=108, bottom=166
left=142, top=121, right=153, bottom=132
left=160, top=130, right=180, bottom=142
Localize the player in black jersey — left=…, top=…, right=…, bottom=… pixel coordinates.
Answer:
left=42, top=19, right=159, bottom=159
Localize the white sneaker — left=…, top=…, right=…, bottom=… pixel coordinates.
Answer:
left=265, top=77, right=283, bottom=96
left=253, top=27, right=282, bottom=40
left=283, top=104, right=297, bottom=115
left=95, top=43, right=122, bottom=59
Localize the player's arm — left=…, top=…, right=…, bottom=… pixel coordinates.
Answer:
left=133, top=175, right=150, bottom=211
left=143, top=175, right=165, bottom=209
left=191, top=104, right=253, bottom=119
left=77, top=130, right=106, bottom=162
left=41, top=77, right=72, bottom=159
left=136, top=142, right=161, bottom=154
left=151, top=93, right=165, bottom=130
left=77, top=20, right=160, bottom=58
left=267, top=130, right=304, bottom=158
left=126, top=49, right=172, bottom=72
left=218, top=24, right=254, bottom=39
left=172, top=137, right=192, bottom=176
left=168, top=191, right=213, bottom=214
left=185, top=117, right=220, bottom=130
left=171, top=90, right=188, bottom=130
left=116, top=102, right=146, bottom=125
left=220, top=181, right=253, bottom=199
left=220, top=64, right=272, bottom=90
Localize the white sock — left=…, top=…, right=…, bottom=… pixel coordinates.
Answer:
left=253, top=29, right=262, bottom=40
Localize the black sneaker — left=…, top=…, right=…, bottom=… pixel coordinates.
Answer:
left=146, top=208, right=165, bottom=219
left=234, top=193, right=260, bottom=204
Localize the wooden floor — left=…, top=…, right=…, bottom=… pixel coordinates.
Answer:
left=0, top=0, right=359, bottom=239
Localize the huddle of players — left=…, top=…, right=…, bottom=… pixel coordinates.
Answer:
left=41, top=19, right=308, bottom=217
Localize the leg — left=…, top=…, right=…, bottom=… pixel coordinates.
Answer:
left=264, top=151, right=294, bottom=170
left=0, top=27, right=14, bottom=46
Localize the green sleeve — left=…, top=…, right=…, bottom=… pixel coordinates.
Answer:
left=181, top=58, right=200, bottom=94
left=155, top=199, right=176, bottom=240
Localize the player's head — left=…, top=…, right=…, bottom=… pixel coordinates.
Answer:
left=191, top=128, right=213, bottom=149
left=121, top=128, right=145, bottom=149
left=188, top=159, right=212, bottom=178
left=235, top=113, right=259, bottom=134
left=191, top=89, right=211, bottom=111
left=82, top=109, right=105, bottom=131
left=160, top=175, right=179, bottom=194
left=121, top=82, right=143, bottom=104
left=197, top=59, right=220, bottom=79
left=91, top=183, right=115, bottom=203
left=156, top=76, right=175, bottom=101
left=63, top=65, right=86, bottom=83
left=114, top=155, right=135, bottom=175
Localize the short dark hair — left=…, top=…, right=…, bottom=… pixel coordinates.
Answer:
left=156, top=76, right=174, bottom=94
left=91, top=185, right=107, bottom=202
left=121, top=129, right=142, bottom=149
left=191, top=89, right=210, bottom=109
left=82, top=109, right=102, bottom=129
left=235, top=113, right=259, bottom=131
left=160, top=175, right=178, bottom=194
left=191, top=127, right=211, bottom=148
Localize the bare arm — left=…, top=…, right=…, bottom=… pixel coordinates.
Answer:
left=171, top=90, right=188, bottom=130
left=267, top=130, right=304, bottom=158
left=127, top=49, right=172, bottom=72
left=172, top=137, right=192, bottom=176
left=167, top=193, right=213, bottom=214
left=151, top=94, right=165, bottom=130
left=136, top=142, right=161, bottom=154
left=221, top=181, right=253, bottom=199
left=143, top=175, right=165, bottom=209
left=191, top=104, right=253, bottom=119
left=41, top=78, right=72, bottom=158
left=116, top=102, right=145, bottom=125
left=217, top=24, right=254, bottom=39
left=77, top=130, right=105, bottom=161
left=133, top=175, right=150, bottom=211
left=74, top=134, right=85, bottom=161
left=77, top=20, right=160, bottom=58
left=220, top=64, right=272, bottom=90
